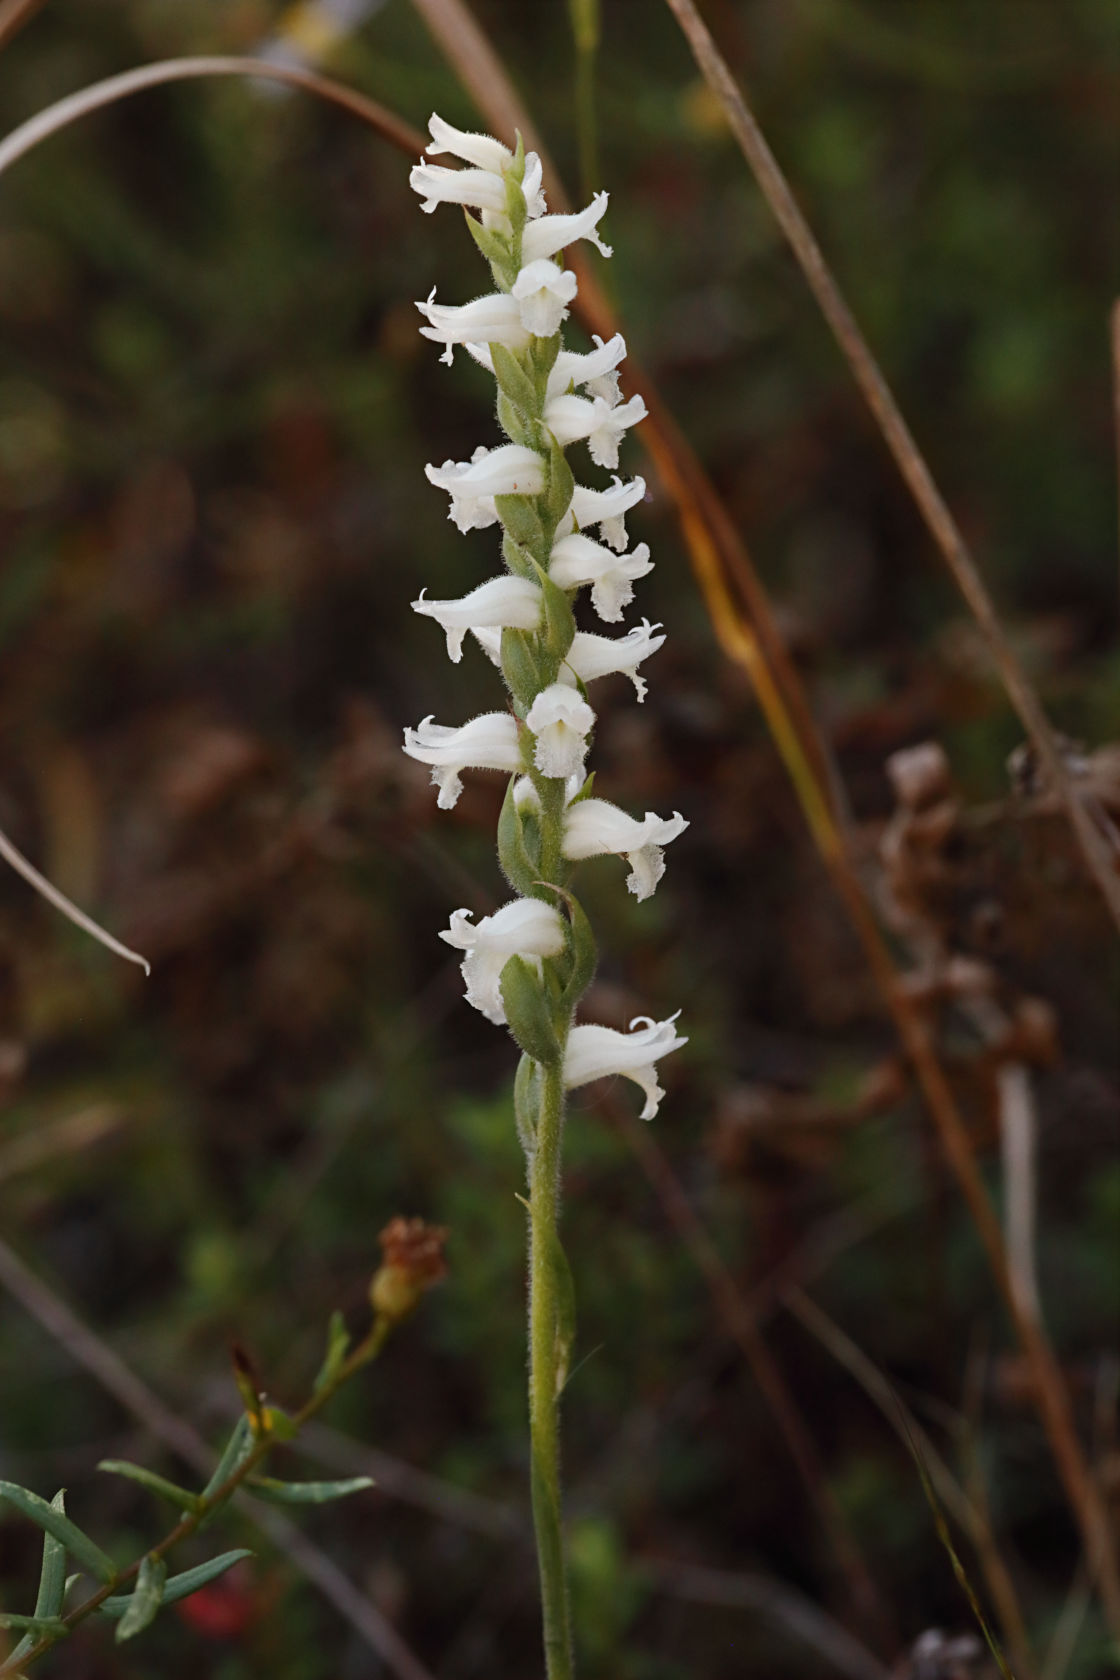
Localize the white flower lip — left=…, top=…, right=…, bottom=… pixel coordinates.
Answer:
left=567, top=475, right=647, bottom=553
left=545, top=392, right=648, bottom=470
left=511, top=259, right=579, bottom=337
left=426, top=444, right=545, bottom=533
left=410, top=161, right=510, bottom=217
left=440, top=897, right=565, bottom=1024
left=548, top=334, right=627, bottom=404
left=560, top=620, right=666, bottom=700
left=562, top=797, right=688, bottom=901
left=548, top=531, right=653, bottom=623
left=522, top=193, right=612, bottom=262
left=525, top=683, right=595, bottom=780
left=402, top=711, right=522, bottom=808
left=417, top=290, right=531, bottom=366
left=563, top=1014, right=687, bottom=1120
left=413, top=576, right=542, bottom=663
left=425, top=114, right=511, bottom=175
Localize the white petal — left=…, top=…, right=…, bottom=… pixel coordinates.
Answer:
left=439, top=898, right=565, bottom=1024
left=567, top=475, right=647, bottom=552
left=561, top=620, right=665, bottom=697
left=548, top=333, right=627, bottom=404
left=563, top=1014, right=687, bottom=1119
left=511, top=259, right=578, bottom=337
left=548, top=532, right=653, bottom=623
left=525, top=684, right=595, bottom=780
left=426, top=445, right=545, bottom=533
left=409, top=162, right=508, bottom=216
left=402, top=712, right=522, bottom=807
left=416, top=290, right=530, bottom=363
left=426, top=114, right=511, bottom=174
left=562, top=798, right=688, bottom=901
left=412, top=576, right=542, bottom=662
left=521, top=193, right=612, bottom=262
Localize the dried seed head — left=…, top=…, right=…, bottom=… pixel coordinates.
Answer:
left=370, top=1217, right=449, bottom=1324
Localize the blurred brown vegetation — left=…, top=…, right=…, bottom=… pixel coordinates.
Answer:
left=0, top=1, right=1117, bottom=1676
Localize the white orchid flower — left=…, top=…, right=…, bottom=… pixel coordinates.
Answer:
left=547, top=334, right=627, bottom=405
left=409, top=161, right=513, bottom=219
left=562, top=797, right=688, bottom=901
left=548, top=530, right=653, bottom=622
left=565, top=475, right=647, bottom=553
left=560, top=620, right=666, bottom=700
left=402, top=711, right=522, bottom=808
left=521, top=193, right=612, bottom=262
left=545, top=392, right=648, bottom=471
left=440, top=897, right=565, bottom=1024
left=416, top=290, right=531, bottom=366
left=524, top=684, right=595, bottom=779
left=412, top=576, right=542, bottom=663
left=425, top=444, right=545, bottom=533
left=511, top=259, right=579, bottom=337
left=424, top=114, right=513, bottom=175
left=563, top=1014, right=687, bottom=1119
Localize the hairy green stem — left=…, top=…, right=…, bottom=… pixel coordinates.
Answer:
left=527, top=1056, right=573, bottom=1680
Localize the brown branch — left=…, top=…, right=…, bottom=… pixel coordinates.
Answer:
left=1112, top=300, right=1120, bottom=606
left=0, top=0, right=47, bottom=54
left=662, top=0, right=1120, bottom=934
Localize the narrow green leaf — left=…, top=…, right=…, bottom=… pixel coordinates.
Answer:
left=197, top=1415, right=255, bottom=1526
left=504, top=158, right=527, bottom=238
left=115, top=1554, right=166, bottom=1644
left=496, top=390, right=531, bottom=449
left=533, top=562, right=576, bottom=665
left=552, top=1231, right=578, bottom=1395
left=98, top=1550, right=252, bottom=1619
left=495, top=494, right=544, bottom=556
left=568, top=770, right=596, bottom=805
left=560, top=891, right=598, bottom=1011
left=529, top=333, right=562, bottom=404
left=514, top=1053, right=539, bottom=1156
left=246, top=1475, right=373, bottom=1506
left=0, top=1612, right=67, bottom=1637
left=462, top=210, right=515, bottom=287
left=497, top=778, right=540, bottom=898
left=500, top=626, right=542, bottom=708
left=9, top=1490, right=70, bottom=1663
left=542, top=433, right=575, bottom=531
left=500, top=955, right=560, bottom=1066
left=312, top=1310, right=351, bottom=1396
left=0, top=1483, right=116, bottom=1585
left=491, top=343, right=540, bottom=420
left=97, top=1461, right=202, bottom=1515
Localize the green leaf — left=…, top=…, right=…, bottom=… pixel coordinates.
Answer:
left=514, top=1053, right=539, bottom=1156
left=500, top=955, right=560, bottom=1066
left=500, top=626, right=542, bottom=708
left=504, top=155, right=528, bottom=238
left=313, top=1310, right=351, bottom=1396
left=535, top=562, right=576, bottom=664
left=497, top=777, right=540, bottom=898
left=98, top=1550, right=253, bottom=1619
left=495, top=494, right=544, bottom=557
left=0, top=1612, right=68, bottom=1637
left=115, top=1553, right=166, bottom=1644
left=560, top=891, right=598, bottom=1011
left=529, top=333, right=562, bottom=404
left=97, top=1461, right=202, bottom=1516
left=491, top=343, right=540, bottom=420
left=197, top=1415, right=255, bottom=1525
left=496, top=390, right=531, bottom=449
left=462, top=211, right=515, bottom=288
left=568, top=770, right=596, bottom=804
left=0, top=1483, right=117, bottom=1585
left=246, top=1475, right=373, bottom=1505
left=10, top=1489, right=74, bottom=1665
left=552, top=1230, right=578, bottom=1395
left=542, top=433, right=575, bottom=531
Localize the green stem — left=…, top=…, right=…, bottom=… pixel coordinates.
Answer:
left=527, top=1057, right=574, bottom=1680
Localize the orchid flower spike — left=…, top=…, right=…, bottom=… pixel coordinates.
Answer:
left=562, top=798, right=688, bottom=901
left=564, top=1015, right=688, bottom=1120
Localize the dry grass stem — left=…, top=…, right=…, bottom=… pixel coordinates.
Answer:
left=662, top=0, right=1120, bottom=933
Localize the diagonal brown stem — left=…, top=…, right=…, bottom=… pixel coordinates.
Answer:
left=662, top=0, right=1120, bottom=935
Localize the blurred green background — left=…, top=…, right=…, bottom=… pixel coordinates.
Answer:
left=0, top=1, right=1117, bottom=1675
